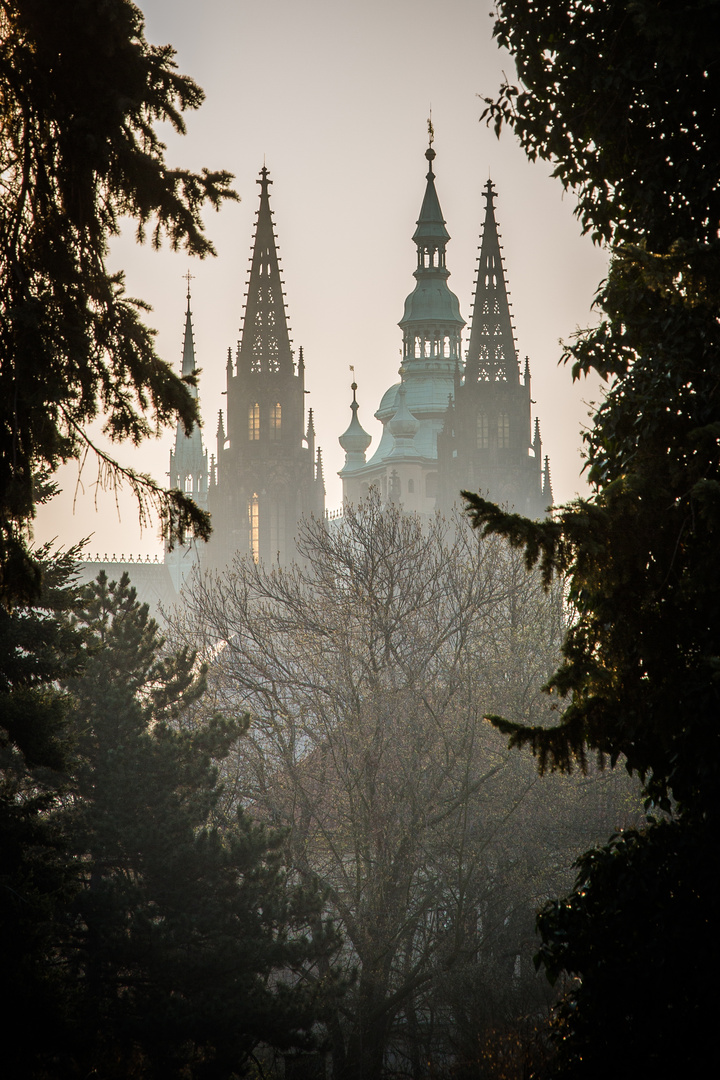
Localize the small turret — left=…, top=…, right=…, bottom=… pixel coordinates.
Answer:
left=543, top=455, right=554, bottom=505
left=165, top=281, right=208, bottom=590
left=339, top=381, right=372, bottom=472
left=316, top=447, right=326, bottom=495
left=387, top=379, right=420, bottom=458
left=216, top=409, right=225, bottom=461
left=168, top=282, right=207, bottom=501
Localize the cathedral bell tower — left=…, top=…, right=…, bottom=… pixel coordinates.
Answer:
left=437, top=180, right=552, bottom=517
left=339, top=138, right=465, bottom=512
left=207, top=167, right=324, bottom=568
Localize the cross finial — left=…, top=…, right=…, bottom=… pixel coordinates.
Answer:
left=258, top=164, right=273, bottom=192
left=428, top=110, right=434, bottom=148
left=183, top=270, right=194, bottom=302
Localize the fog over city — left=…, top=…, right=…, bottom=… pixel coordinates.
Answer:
left=35, top=0, right=607, bottom=558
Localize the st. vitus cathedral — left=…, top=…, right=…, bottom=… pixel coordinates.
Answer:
left=164, top=140, right=552, bottom=590
left=338, top=142, right=551, bottom=520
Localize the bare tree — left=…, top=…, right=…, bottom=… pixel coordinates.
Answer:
left=173, top=498, right=636, bottom=1079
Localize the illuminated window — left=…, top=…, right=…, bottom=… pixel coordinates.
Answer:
left=248, top=402, right=260, bottom=440
left=476, top=414, right=489, bottom=449
left=184, top=474, right=193, bottom=494
left=249, top=493, right=259, bottom=563
left=270, top=402, right=281, bottom=441
left=498, top=413, right=510, bottom=449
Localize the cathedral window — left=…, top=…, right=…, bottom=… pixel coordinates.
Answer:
left=249, top=493, right=259, bottom=563
left=270, top=402, right=282, bottom=440
left=248, top=402, right=260, bottom=440
left=184, top=474, right=193, bottom=494
left=476, top=414, right=489, bottom=449
left=498, top=413, right=510, bottom=449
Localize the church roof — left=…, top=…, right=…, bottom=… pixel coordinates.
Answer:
left=412, top=147, right=450, bottom=244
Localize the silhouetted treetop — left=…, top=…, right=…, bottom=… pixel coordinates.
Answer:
left=0, top=0, right=237, bottom=604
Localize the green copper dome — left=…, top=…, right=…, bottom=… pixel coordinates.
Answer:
left=399, top=146, right=465, bottom=335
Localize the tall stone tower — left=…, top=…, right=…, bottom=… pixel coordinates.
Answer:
left=437, top=180, right=552, bottom=517
left=166, top=281, right=208, bottom=591
left=339, top=141, right=465, bottom=512
left=207, top=167, right=324, bottom=569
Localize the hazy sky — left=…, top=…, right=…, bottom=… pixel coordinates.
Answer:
left=36, top=0, right=608, bottom=558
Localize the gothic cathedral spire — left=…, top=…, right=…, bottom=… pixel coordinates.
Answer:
left=238, top=167, right=294, bottom=377
left=465, top=180, right=519, bottom=385
left=207, top=167, right=324, bottom=569
left=168, top=279, right=208, bottom=509
left=437, top=181, right=549, bottom=518
left=166, top=281, right=209, bottom=590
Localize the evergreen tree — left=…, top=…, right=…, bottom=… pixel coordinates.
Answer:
left=8, top=571, right=333, bottom=1079
left=0, top=0, right=236, bottom=605
left=465, top=2, right=720, bottom=1075
left=0, top=547, right=85, bottom=1066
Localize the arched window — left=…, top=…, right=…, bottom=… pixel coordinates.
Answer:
left=270, top=402, right=281, bottom=441
left=184, top=474, right=193, bottom=494
left=476, top=414, right=489, bottom=450
left=407, top=479, right=415, bottom=494
left=248, top=402, right=260, bottom=440
left=498, top=413, right=510, bottom=449
left=248, top=493, right=259, bottom=563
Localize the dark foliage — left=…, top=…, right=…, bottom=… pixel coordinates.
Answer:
left=4, top=570, right=335, bottom=1078
left=0, top=0, right=237, bottom=605
left=534, top=818, right=719, bottom=1077
left=0, top=547, right=86, bottom=1066
left=464, top=2, right=720, bottom=1075
left=468, top=0, right=720, bottom=815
